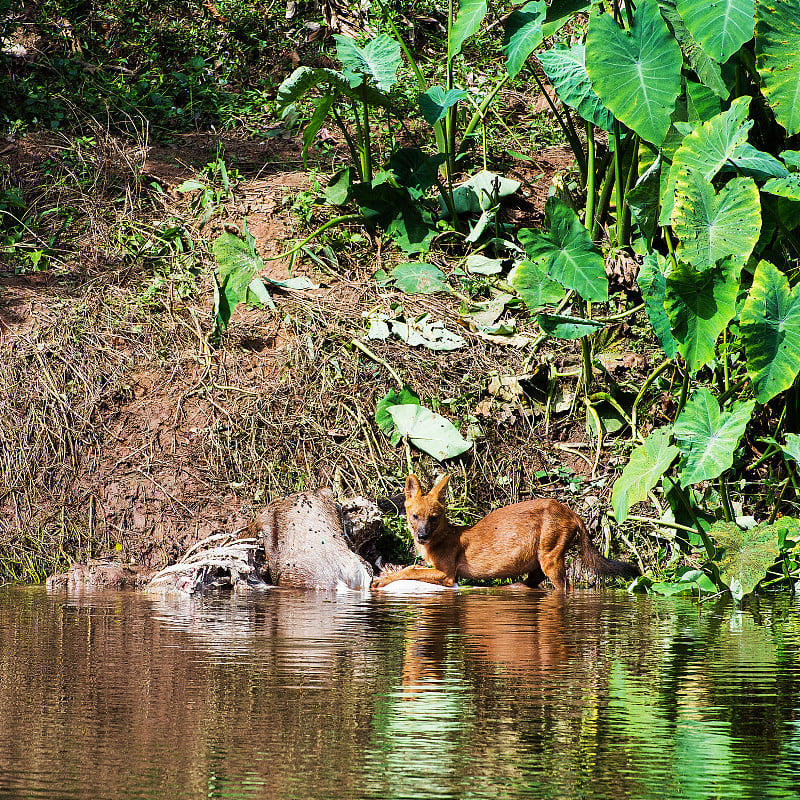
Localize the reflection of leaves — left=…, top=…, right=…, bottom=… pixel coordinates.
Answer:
left=711, top=520, right=789, bottom=599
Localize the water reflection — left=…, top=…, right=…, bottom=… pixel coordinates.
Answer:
left=0, top=586, right=799, bottom=799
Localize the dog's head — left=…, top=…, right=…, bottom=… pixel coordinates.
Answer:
left=404, top=474, right=450, bottom=546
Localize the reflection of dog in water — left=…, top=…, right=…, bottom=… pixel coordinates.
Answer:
left=400, top=592, right=573, bottom=689
left=372, top=475, right=640, bottom=591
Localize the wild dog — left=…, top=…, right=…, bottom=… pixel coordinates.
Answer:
left=371, top=474, right=640, bottom=591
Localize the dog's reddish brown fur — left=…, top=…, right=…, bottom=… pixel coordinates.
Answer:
left=371, top=474, right=640, bottom=591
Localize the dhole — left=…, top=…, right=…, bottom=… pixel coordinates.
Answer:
left=371, top=474, right=640, bottom=591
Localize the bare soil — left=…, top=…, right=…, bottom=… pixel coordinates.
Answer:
left=0, top=122, right=651, bottom=579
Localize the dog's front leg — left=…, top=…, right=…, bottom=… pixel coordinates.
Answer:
left=371, top=565, right=454, bottom=588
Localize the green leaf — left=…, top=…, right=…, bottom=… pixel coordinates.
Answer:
left=762, top=174, right=800, bottom=201
left=301, top=94, right=335, bottom=167
left=664, top=259, right=738, bottom=373
left=390, top=149, right=446, bottom=197
left=212, top=228, right=263, bottom=332
left=334, top=34, right=402, bottom=91
left=612, top=428, right=680, bottom=523
left=672, top=174, right=761, bottom=270
left=659, top=97, right=752, bottom=226
left=781, top=433, right=800, bottom=464
left=466, top=254, right=504, bottom=275
left=447, top=171, right=521, bottom=215
left=711, top=520, right=783, bottom=598
left=755, top=0, right=800, bottom=136
left=585, top=0, right=682, bottom=146
left=626, top=154, right=662, bottom=249
left=536, top=313, right=604, bottom=339
left=518, top=197, right=608, bottom=303
left=658, top=0, right=729, bottom=98
left=740, top=260, right=800, bottom=403
left=542, top=0, right=592, bottom=39
left=503, top=0, right=546, bottom=78
left=449, top=0, right=488, bottom=58
left=275, top=66, right=392, bottom=115
left=324, top=166, right=355, bottom=206
left=419, top=86, right=468, bottom=126
left=729, top=143, right=790, bottom=180
left=387, top=404, right=473, bottom=461
left=676, top=0, right=755, bottom=64
left=537, top=44, right=614, bottom=132
left=637, top=252, right=677, bottom=358
left=512, top=259, right=567, bottom=308
left=376, top=386, right=420, bottom=446
left=390, top=263, right=449, bottom=295
left=673, top=387, right=754, bottom=485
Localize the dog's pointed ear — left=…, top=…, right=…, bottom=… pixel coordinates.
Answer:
left=405, top=474, right=422, bottom=501
left=431, top=474, right=450, bottom=502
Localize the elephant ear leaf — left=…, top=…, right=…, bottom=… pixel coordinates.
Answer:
left=740, top=260, right=800, bottom=403
left=676, top=0, right=755, bottom=64
left=612, top=428, right=679, bottom=523
left=711, top=519, right=788, bottom=600
left=755, top=0, right=800, bottom=136
left=585, top=0, right=682, bottom=146
left=673, top=388, right=754, bottom=486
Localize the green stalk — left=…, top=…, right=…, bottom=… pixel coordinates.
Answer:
left=459, top=73, right=511, bottom=156
left=361, top=86, right=372, bottom=181
left=592, top=154, right=617, bottom=241
left=719, top=473, right=734, bottom=524
left=612, top=119, right=624, bottom=246
left=675, top=364, right=690, bottom=419
left=618, top=134, right=639, bottom=246
left=330, top=106, right=362, bottom=178
left=630, top=357, right=673, bottom=442
left=585, top=121, right=596, bottom=233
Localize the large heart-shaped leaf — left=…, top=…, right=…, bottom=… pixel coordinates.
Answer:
left=390, top=262, right=449, bottom=295
left=390, top=149, right=446, bottom=197
left=585, top=0, right=682, bottom=146
left=755, top=0, right=800, bottom=136
left=673, top=388, right=754, bottom=485
left=672, top=174, right=761, bottom=270
left=612, top=428, right=680, bottom=523
left=729, top=143, right=790, bottom=180
left=711, top=520, right=785, bottom=599
left=664, top=260, right=738, bottom=373
left=659, top=97, right=752, bottom=226
left=512, top=258, right=567, bottom=309
left=740, top=260, right=800, bottom=403
left=503, top=1, right=546, bottom=78
left=212, top=228, right=264, bottom=333
left=419, top=86, right=468, bottom=126
left=658, top=0, right=728, bottom=98
left=335, top=34, right=402, bottom=91
left=387, top=405, right=473, bottom=461
left=637, top=252, right=676, bottom=358
left=676, top=0, right=755, bottom=64
left=537, top=44, right=614, bottom=132
left=518, top=197, right=607, bottom=302
left=449, top=0, right=488, bottom=58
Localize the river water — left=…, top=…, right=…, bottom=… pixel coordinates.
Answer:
left=1, top=585, right=800, bottom=800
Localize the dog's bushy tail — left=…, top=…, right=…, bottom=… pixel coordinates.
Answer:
left=576, top=517, right=640, bottom=579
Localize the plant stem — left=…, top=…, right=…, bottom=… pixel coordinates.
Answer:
left=262, top=214, right=364, bottom=262
left=361, top=85, right=373, bottom=181
left=719, top=473, right=734, bottom=524
left=675, top=364, right=690, bottom=419
left=630, top=356, right=673, bottom=441
left=585, top=121, right=596, bottom=233
left=612, top=119, right=624, bottom=246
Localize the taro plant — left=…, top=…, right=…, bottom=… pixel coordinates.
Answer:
left=517, top=0, right=800, bottom=598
